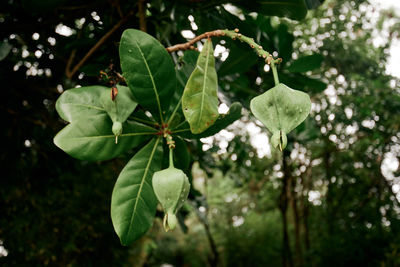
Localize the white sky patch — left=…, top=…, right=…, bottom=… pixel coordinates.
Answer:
left=181, top=30, right=195, bottom=39
left=387, top=39, right=400, bottom=77
left=188, top=15, right=198, bottom=31
left=308, top=190, right=322, bottom=205
left=55, top=23, right=74, bottom=37
left=247, top=121, right=271, bottom=158
left=218, top=103, right=229, bottom=114
left=0, top=240, right=8, bottom=257
left=32, top=32, right=39, bottom=40
left=214, top=44, right=229, bottom=61
left=370, top=0, right=400, bottom=78
left=232, top=215, right=245, bottom=227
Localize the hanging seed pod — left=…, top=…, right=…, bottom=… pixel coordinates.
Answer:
left=250, top=83, right=311, bottom=151
left=100, top=85, right=137, bottom=144
left=152, top=153, right=190, bottom=231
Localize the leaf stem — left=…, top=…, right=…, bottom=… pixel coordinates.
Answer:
left=131, top=116, right=158, bottom=127
left=172, top=120, right=188, bottom=131
left=271, top=61, right=280, bottom=86
left=169, top=148, right=174, bottom=168
left=171, top=128, right=190, bottom=134
left=166, top=97, right=182, bottom=125
left=121, top=131, right=157, bottom=137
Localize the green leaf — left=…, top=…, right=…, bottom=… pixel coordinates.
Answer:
left=55, top=86, right=108, bottom=123
left=119, top=29, right=176, bottom=123
left=218, top=43, right=258, bottom=76
left=111, top=138, right=163, bottom=245
left=54, top=114, right=156, bottom=161
left=277, top=24, right=294, bottom=62
left=0, top=42, right=12, bottom=61
left=287, top=54, right=324, bottom=73
left=250, top=83, right=311, bottom=150
left=182, top=39, right=219, bottom=134
left=176, top=102, right=242, bottom=139
left=100, top=85, right=137, bottom=123
left=236, top=0, right=308, bottom=21
left=129, top=109, right=159, bottom=127
left=173, top=137, right=190, bottom=171
left=168, top=50, right=199, bottom=118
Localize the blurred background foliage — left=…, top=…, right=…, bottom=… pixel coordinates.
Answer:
left=1, top=0, right=400, bottom=266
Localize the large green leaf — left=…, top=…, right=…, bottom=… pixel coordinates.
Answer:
left=167, top=50, right=199, bottom=118
left=182, top=39, right=219, bottom=134
left=287, top=54, right=324, bottom=73
left=100, top=85, right=137, bottom=124
left=250, top=83, right=311, bottom=149
left=236, top=0, right=308, bottom=21
left=55, top=86, right=108, bottom=123
left=111, top=138, right=163, bottom=245
left=119, top=29, right=176, bottom=123
left=54, top=114, right=156, bottom=161
left=250, top=83, right=311, bottom=134
left=176, top=102, right=242, bottom=139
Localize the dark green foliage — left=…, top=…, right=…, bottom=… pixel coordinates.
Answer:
left=1, top=0, right=400, bottom=266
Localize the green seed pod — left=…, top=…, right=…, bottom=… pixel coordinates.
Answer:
left=152, top=166, right=190, bottom=231
left=112, top=121, right=123, bottom=144
left=100, top=85, right=138, bottom=144
left=270, top=130, right=287, bottom=151
left=112, top=121, right=123, bottom=136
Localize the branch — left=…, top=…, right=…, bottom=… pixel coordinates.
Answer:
left=166, top=30, right=224, bottom=53
left=65, top=11, right=134, bottom=79
left=166, top=28, right=282, bottom=65
left=138, top=0, right=147, bottom=32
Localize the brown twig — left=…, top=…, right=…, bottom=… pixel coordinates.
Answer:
left=65, top=50, right=77, bottom=79
left=165, top=29, right=281, bottom=66
left=138, top=0, right=147, bottom=32
left=65, top=11, right=134, bottom=79
left=108, top=0, right=124, bottom=18
left=166, top=30, right=224, bottom=53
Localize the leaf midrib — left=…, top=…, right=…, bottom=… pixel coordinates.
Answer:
left=134, top=41, right=164, bottom=124
left=197, top=41, right=211, bottom=125
left=272, top=88, right=282, bottom=130
left=61, top=103, right=105, bottom=111
left=65, top=131, right=156, bottom=140
left=126, top=137, right=160, bottom=240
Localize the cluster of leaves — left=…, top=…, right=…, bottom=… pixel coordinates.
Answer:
left=53, top=29, right=243, bottom=245
left=3, top=0, right=400, bottom=266
left=53, top=19, right=318, bottom=243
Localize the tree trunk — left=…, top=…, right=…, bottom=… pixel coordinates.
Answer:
left=192, top=202, right=219, bottom=267
left=280, top=150, right=294, bottom=267
left=290, top=176, right=303, bottom=266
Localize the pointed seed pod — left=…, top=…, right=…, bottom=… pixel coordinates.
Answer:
left=112, top=121, right=123, bottom=144
left=270, top=130, right=287, bottom=151
left=152, top=166, right=190, bottom=231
